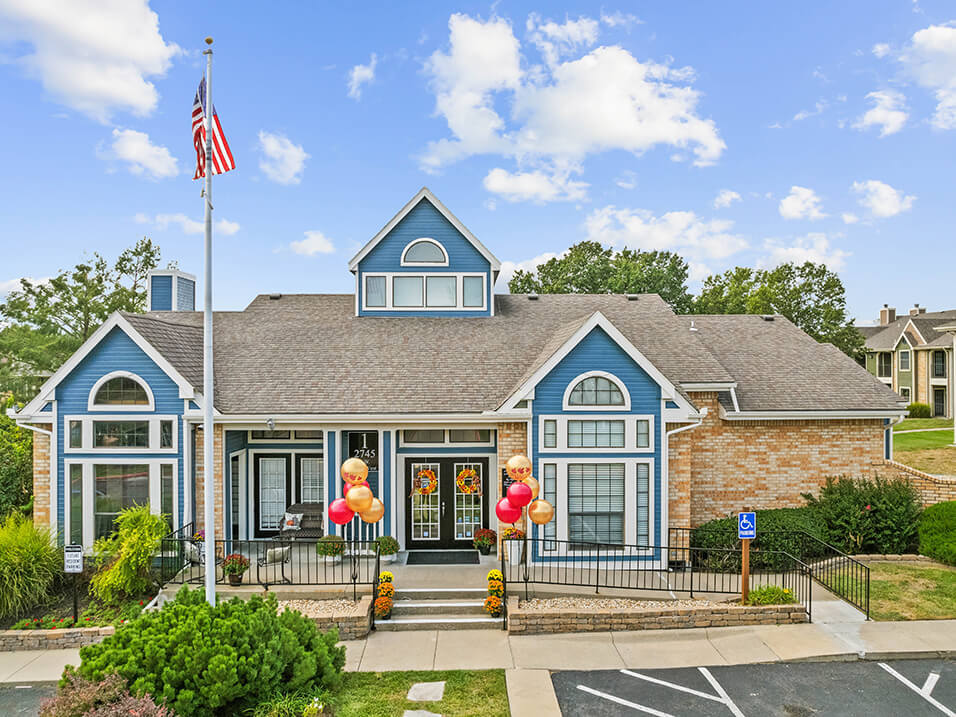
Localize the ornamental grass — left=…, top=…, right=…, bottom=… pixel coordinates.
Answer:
left=0, top=514, right=60, bottom=620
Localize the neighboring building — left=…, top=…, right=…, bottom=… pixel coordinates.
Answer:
left=10, top=188, right=906, bottom=561
left=859, top=304, right=956, bottom=416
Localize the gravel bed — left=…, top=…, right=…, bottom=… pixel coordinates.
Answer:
left=520, top=597, right=718, bottom=611
left=278, top=599, right=361, bottom=617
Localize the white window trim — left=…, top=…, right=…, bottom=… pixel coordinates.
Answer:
left=64, top=458, right=177, bottom=549
left=410, top=461, right=442, bottom=541
left=899, top=350, right=911, bottom=372
left=453, top=460, right=484, bottom=541
left=538, top=414, right=654, bottom=453
left=362, top=272, right=487, bottom=312
left=247, top=429, right=326, bottom=445
left=541, top=457, right=655, bottom=554
left=900, top=387, right=911, bottom=401
left=400, top=238, right=449, bottom=267
left=398, top=428, right=495, bottom=448
left=88, top=371, right=155, bottom=412
left=562, top=371, right=631, bottom=411
left=63, top=414, right=179, bottom=454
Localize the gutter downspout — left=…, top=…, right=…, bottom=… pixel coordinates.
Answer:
left=662, top=407, right=708, bottom=555
left=886, top=413, right=905, bottom=461
left=15, top=421, right=53, bottom=438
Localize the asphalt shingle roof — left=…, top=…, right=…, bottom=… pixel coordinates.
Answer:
left=859, top=310, right=956, bottom=351
left=122, top=294, right=903, bottom=415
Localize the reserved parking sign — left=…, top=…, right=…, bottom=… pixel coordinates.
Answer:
left=738, top=512, right=756, bottom=540
left=64, top=544, right=83, bottom=573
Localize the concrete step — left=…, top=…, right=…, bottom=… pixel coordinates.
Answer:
left=375, top=614, right=503, bottom=631
left=394, top=587, right=488, bottom=601
left=391, top=600, right=485, bottom=616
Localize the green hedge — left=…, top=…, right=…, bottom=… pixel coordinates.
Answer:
left=73, top=587, right=345, bottom=716
left=907, top=402, right=932, bottom=418
left=919, top=501, right=956, bottom=566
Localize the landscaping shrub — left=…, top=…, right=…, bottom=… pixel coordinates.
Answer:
left=90, top=505, right=167, bottom=605
left=375, top=535, right=399, bottom=556
left=744, top=585, right=795, bottom=606
left=803, top=476, right=921, bottom=554
left=907, top=402, right=932, bottom=419
left=919, top=501, right=956, bottom=566
left=316, top=535, right=345, bottom=558
left=0, top=513, right=60, bottom=619
left=74, top=586, right=345, bottom=716
left=40, top=672, right=171, bottom=716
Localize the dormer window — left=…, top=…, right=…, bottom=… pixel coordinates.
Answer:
left=401, top=238, right=448, bottom=266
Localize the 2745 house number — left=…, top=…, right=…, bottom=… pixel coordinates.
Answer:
left=348, top=432, right=378, bottom=470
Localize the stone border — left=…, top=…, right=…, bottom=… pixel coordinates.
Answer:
left=308, top=596, right=373, bottom=640
left=0, top=625, right=114, bottom=651
left=849, top=553, right=933, bottom=562
left=505, top=596, right=807, bottom=635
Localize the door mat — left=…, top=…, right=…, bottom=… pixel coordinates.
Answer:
left=405, top=550, right=480, bottom=565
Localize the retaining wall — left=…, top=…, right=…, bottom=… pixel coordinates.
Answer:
left=0, top=626, right=114, bottom=651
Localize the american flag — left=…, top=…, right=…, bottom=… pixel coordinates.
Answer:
left=192, top=76, right=235, bottom=179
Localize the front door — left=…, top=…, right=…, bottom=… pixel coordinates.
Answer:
left=405, top=457, right=489, bottom=550
left=254, top=454, right=291, bottom=537
left=935, top=387, right=947, bottom=417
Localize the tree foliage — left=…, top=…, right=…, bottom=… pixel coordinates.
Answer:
left=0, top=396, right=32, bottom=518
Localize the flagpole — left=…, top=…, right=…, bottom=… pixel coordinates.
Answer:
left=202, top=36, right=216, bottom=607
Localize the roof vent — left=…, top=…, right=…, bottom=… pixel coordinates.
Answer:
left=269, top=293, right=282, bottom=300
left=528, top=293, right=539, bottom=300
left=689, top=320, right=698, bottom=332
left=626, top=294, right=639, bottom=301
left=761, top=315, right=775, bottom=321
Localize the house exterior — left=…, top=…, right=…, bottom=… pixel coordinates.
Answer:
left=11, top=188, right=907, bottom=563
left=859, top=304, right=956, bottom=416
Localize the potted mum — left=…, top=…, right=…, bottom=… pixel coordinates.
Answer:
left=473, top=528, right=497, bottom=555
left=376, top=535, right=400, bottom=564
left=502, top=526, right=525, bottom=566
left=222, top=553, right=250, bottom=586
left=316, top=534, right=345, bottom=563
left=375, top=576, right=395, bottom=619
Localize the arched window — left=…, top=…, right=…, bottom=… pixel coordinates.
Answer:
left=401, top=238, right=448, bottom=265
left=565, top=373, right=628, bottom=409
left=89, top=372, right=153, bottom=410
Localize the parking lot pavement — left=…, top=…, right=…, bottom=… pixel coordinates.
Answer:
left=553, top=659, right=956, bottom=716
left=0, top=683, right=57, bottom=716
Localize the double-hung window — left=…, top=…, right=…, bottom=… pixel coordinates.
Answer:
left=934, top=351, right=947, bottom=379
left=568, top=463, right=625, bottom=545
left=877, top=353, right=892, bottom=378
left=568, top=420, right=625, bottom=448
left=899, top=350, right=911, bottom=372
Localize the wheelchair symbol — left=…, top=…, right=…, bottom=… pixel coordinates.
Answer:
left=739, top=516, right=753, bottom=530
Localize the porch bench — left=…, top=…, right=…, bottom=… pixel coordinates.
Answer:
left=278, top=502, right=325, bottom=541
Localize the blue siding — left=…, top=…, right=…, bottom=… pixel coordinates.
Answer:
left=531, top=326, right=663, bottom=557
left=176, top=276, right=195, bottom=311
left=54, top=327, right=185, bottom=542
left=150, top=275, right=173, bottom=311
left=357, top=198, right=492, bottom=317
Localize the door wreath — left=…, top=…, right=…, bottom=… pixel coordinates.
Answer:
left=412, top=468, right=438, bottom=496
left=456, top=467, right=481, bottom=495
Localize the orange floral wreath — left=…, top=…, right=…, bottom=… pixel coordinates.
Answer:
left=416, top=469, right=438, bottom=495
left=455, top=467, right=480, bottom=495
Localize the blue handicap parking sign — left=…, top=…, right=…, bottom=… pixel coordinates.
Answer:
left=738, top=512, right=756, bottom=539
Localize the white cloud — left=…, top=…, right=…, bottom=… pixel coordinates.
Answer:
left=778, top=186, right=826, bottom=220
left=421, top=13, right=724, bottom=201
left=0, top=276, right=50, bottom=295
left=483, top=167, right=588, bottom=202
left=793, top=100, right=826, bottom=121
left=760, top=233, right=849, bottom=270
left=102, top=128, right=178, bottom=179
left=599, top=11, right=642, bottom=29
left=853, top=90, right=908, bottom=136
left=852, top=179, right=916, bottom=218
left=900, top=24, right=956, bottom=129
left=290, top=230, right=335, bottom=256
left=497, top=251, right=563, bottom=290
left=842, top=212, right=859, bottom=224
left=713, top=189, right=741, bottom=209
left=526, top=13, right=599, bottom=67
left=0, top=0, right=180, bottom=122
left=347, top=53, right=377, bottom=100
left=585, top=206, right=748, bottom=262
left=615, top=170, right=637, bottom=190
left=136, top=213, right=240, bottom=236
left=257, top=130, right=309, bottom=185
left=872, top=43, right=891, bottom=58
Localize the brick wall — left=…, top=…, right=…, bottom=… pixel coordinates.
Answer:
left=666, top=423, right=692, bottom=534
left=916, top=350, right=929, bottom=404
left=682, top=393, right=886, bottom=526
left=32, top=424, right=52, bottom=531
left=881, top=460, right=956, bottom=505
left=497, top=422, right=529, bottom=543
left=193, top=424, right=226, bottom=539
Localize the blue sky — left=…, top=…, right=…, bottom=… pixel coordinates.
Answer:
left=1, top=1, right=954, bottom=325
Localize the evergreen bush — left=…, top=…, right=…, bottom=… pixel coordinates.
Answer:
left=0, top=513, right=60, bottom=619
left=906, top=402, right=932, bottom=418
left=73, top=587, right=345, bottom=716
left=919, top=501, right=956, bottom=566
left=90, top=505, right=167, bottom=604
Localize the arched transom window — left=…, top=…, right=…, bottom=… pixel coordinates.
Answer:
left=92, top=374, right=151, bottom=407
left=566, top=374, right=628, bottom=408
left=401, top=238, right=448, bottom=265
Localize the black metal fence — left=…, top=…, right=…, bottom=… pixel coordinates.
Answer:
left=500, top=537, right=813, bottom=627
left=159, top=523, right=381, bottom=601
left=669, top=526, right=870, bottom=618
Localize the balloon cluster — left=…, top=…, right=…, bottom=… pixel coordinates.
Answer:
left=328, top=457, right=385, bottom=525
left=495, top=454, right=555, bottom=526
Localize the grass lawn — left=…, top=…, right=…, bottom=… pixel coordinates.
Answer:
left=893, top=429, right=956, bottom=474
left=331, top=670, right=509, bottom=717
left=898, top=417, right=953, bottom=431
left=866, top=562, right=956, bottom=621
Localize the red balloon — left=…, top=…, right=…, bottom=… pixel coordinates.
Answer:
left=343, top=480, right=370, bottom=496
left=495, top=497, right=521, bottom=524
left=507, top=481, right=533, bottom=508
left=328, top=498, right=355, bottom=525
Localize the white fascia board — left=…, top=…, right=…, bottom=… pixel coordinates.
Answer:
left=347, top=187, right=501, bottom=271
left=494, top=311, right=696, bottom=416
left=17, top=312, right=197, bottom=418
left=902, top=318, right=926, bottom=345
left=184, top=413, right=501, bottom=424
left=680, top=382, right=738, bottom=391
left=719, top=406, right=907, bottom=420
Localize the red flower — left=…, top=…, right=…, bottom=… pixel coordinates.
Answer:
left=865, top=505, right=872, bottom=511
left=139, top=601, right=144, bottom=606
left=85, top=617, right=90, bottom=621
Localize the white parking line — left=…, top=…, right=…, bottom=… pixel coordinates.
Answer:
left=621, top=668, right=725, bottom=703
left=576, top=685, right=675, bottom=717
left=924, top=672, right=941, bottom=697
left=699, top=667, right=746, bottom=717
left=576, top=668, right=746, bottom=715
left=878, top=663, right=954, bottom=717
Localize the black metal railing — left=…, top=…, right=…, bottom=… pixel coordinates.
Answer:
left=669, top=526, right=869, bottom=618
left=500, top=537, right=812, bottom=623
left=159, top=530, right=380, bottom=598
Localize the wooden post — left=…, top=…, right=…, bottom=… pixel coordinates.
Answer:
left=741, top=538, right=750, bottom=604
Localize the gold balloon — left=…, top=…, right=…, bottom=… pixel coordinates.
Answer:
left=527, top=499, right=554, bottom=525
left=341, top=457, right=369, bottom=485
left=344, top=484, right=373, bottom=513
left=523, top=476, right=540, bottom=501
left=359, top=497, right=385, bottom=524
left=506, top=454, right=533, bottom=482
